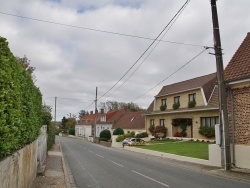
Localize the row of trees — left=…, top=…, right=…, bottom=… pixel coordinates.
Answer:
left=78, top=101, right=145, bottom=119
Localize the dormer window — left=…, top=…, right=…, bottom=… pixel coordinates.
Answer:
left=174, top=96, right=180, bottom=105
left=189, top=93, right=196, bottom=102
left=161, top=99, right=166, bottom=106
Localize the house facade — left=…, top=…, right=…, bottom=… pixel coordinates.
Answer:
left=95, top=109, right=125, bottom=137
left=144, top=73, right=219, bottom=140
left=75, top=111, right=101, bottom=139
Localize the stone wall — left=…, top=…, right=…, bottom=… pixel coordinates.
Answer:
left=0, top=127, right=48, bottom=188
left=228, top=86, right=250, bottom=145
left=0, top=140, right=38, bottom=188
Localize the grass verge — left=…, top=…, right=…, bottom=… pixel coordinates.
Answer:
left=135, top=140, right=211, bottom=160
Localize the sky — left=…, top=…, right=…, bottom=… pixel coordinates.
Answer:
left=0, top=0, right=249, bottom=121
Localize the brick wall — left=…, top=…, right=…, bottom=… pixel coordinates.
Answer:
left=228, top=86, right=250, bottom=145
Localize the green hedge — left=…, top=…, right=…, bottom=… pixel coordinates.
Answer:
left=0, top=36, right=42, bottom=158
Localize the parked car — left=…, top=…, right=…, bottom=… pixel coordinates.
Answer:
left=122, top=138, right=131, bottom=147
left=127, top=138, right=146, bottom=146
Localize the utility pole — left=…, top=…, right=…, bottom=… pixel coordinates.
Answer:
left=210, top=0, right=231, bottom=171
left=54, top=96, right=57, bottom=124
left=94, top=87, right=98, bottom=143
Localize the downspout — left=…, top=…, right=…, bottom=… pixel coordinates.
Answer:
left=228, top=87, right=236, bottom=167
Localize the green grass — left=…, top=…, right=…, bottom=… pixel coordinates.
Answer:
left=135, top=140, right=211, bottom=160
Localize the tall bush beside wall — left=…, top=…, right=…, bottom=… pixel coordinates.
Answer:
left=47, top=122, right=56, bottom=150
left=0, top=36, right=42, bottom=158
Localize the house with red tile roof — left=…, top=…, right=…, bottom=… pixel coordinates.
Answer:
left=95, top=109, right=125, bottom=138
left=223, top=32, right=250, bottom=169
left=144, top=73, right=219, bottom=140
left=75, top=111, right=101, bottom=139
left=112, top=111, right=146, bottom=134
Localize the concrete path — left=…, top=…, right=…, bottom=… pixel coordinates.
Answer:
left=31, top=141, right=68, bottom=188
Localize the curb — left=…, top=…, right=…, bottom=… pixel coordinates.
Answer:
left=59, top=141, right=77, bottom=188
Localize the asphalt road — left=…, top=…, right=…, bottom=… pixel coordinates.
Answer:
left=60, top=137, right=250, bottom=188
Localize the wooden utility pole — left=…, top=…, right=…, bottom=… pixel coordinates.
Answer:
left=210, top=0, right=231, bottom=171
left=54, top=96, right=57, bottom=124
left=94, top=87, right=98, bottom=143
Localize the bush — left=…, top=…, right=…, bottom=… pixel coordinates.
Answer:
left=160, top=105, right=166, bottom=111
left=148, top=124, right=155, bottom=135
left=0, top=37, right=42, bottom=158
left=69, top=128, right=75, bottom=135
left=154, top=126, right=167, bottom=138
left=116, top=135, right=125, bottom=142
left=99, top=137, right=108, bottom=142
left=135, top=132, right=148, bottom=138
left=47, top=122, right=56, bottom=151
left=199, top=126, right=215, bottom=138
left=100, top=129, right=111, bottom=140
left=113, top=128, right=124, bottom=135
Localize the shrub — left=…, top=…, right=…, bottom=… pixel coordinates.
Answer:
left=199, top=126, right=215, bottom=138
left=69, top=128, right=75, bottom=135
left=113, top=128, right=124, bottom=135
left=173, top=131, right=182, bottom=137
left=188, top=101, right=196, bottom=108
left=148, top=124, right=155, bottom=135
left=116, top=135, right=125, bottom=142
left=100, top=129, right=111, bottom=140
left=160, top=105, right=166, bottom=111
left=47, top=122, right=56, bottom=151
left=99, top=137, right=108, bottom=142
left=135, top=132, right=148, bottom=138
left=172, top=103, right=180, bottom=110
left=0, top=37, right=42, bottom=158
left=154, top=126, right=167, bottom=138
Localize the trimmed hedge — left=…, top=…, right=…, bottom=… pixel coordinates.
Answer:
left=100, top=129, right=111, bottom=140
left=0, top=36, right=42, bottom=158
left=113, top=127, right=124, bottom=135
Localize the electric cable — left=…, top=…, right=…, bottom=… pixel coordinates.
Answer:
left=106, top=0, right=189, bottom=99
left=98, top=0, right=190, bottom=101
left=0, top=10, right=203, bottom=48
left=131, top=47, right=209, bottom=102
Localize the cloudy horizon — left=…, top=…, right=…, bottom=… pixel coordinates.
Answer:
left=1, top=0, right=249, bottom=121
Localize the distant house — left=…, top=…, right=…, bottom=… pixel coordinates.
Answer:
left=75, top=111, right=101, bottom=139
left=144, top=73, right=219, bottom=140
left=112, top=110, right=146, bottom=134
left=95, top=109, right=125, bottom=138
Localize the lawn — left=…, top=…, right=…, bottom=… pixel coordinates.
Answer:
left=135, top=140, right=212, bottom=160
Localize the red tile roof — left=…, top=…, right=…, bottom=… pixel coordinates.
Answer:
left=224, top=32, right=250, bottom=82
left=112, top=111, right=145, bottom=130
left=156, top=73, right=217, bottom=101
left=78, top=113, right=101, bottom=125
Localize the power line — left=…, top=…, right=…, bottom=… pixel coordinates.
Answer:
left=132, top=47, right=209, bottom=102
left=0, top=10, right=203, bottom=48
left=98, top=0, right=190, bottom=100
left=106, top=0, right=190, bottom=99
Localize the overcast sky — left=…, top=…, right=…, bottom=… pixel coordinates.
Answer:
left=0, top=0, right=249, bottom=121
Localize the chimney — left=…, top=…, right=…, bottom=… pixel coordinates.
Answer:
left=90, top=111, right=93, bottom=115
left=101, top=109, right=104, bottom=114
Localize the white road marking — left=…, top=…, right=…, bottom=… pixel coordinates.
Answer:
left=132, top=170, right=170, bottom=187
left=108, top=160, right=124, bottom=167
left=88, top=150, right=94, bottom=153
left=96, top=154, right=104, bottom=158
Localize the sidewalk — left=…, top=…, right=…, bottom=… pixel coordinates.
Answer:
left=31, top=141, right=69, bottom=188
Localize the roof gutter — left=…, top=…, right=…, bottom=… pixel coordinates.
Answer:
left=143, top=107, right=219, bottom=116
left=155, top=87, right=201, bottom=98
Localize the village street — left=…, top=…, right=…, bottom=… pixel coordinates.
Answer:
left=59, top=137, right=250, bottom=188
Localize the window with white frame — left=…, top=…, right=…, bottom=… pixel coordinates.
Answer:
left=174, top=96, right=180, bottom=105
left=189, top=93, right=196, bottom=102
left=201, top=117, right=219, bottom=127
left=160, top=119, right=165, bottom=126
left=161, top=99, right=166, bottom=106
left=150, top=119, right=155, bottom=126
